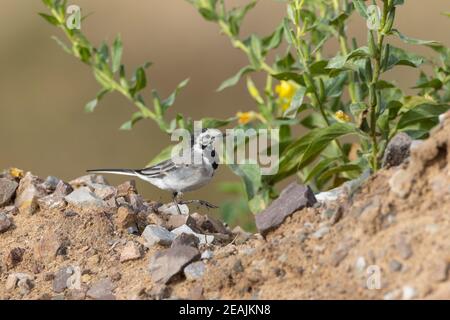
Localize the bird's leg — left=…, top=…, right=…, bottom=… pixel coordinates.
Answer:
left=172, top=192, right=183, bottom=215
left=179, top=199, right=218, bottom=209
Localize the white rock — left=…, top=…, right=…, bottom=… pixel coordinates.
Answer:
left=171, top=225, right=214, bottom=245
left=158, top=202, right=189, bottom=215
left=201, top=250, right=213, bottom=260
left=183, top=261, right=206, bottom=281
left=142, top=225, right=176, bottom=247
left=355, top=256, right=367, bottom=273
left=65, top=187, right=108, bottom=209
left=402, top=285, right=417, bottom=300
left=312, top=226, right=330, bottom=239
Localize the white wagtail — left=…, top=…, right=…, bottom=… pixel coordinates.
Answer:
left=87, top=128, right=223, bottom=214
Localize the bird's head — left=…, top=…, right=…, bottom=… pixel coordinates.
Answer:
left=195, top=128, right=223, bottom=149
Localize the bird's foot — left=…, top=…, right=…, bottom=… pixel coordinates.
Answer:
left=180, top=199, right=219, bottom=209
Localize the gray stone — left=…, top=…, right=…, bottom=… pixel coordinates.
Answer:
left=128, top=193, right=145, bottom=212
left=171, top=233, right=200, bottom=248
left=315, top=187, right=344, bottom=204
left=15, top=172, right=46, bottom=215
left=41, top=176, right=61, bottom=192
left=389, top=260, right=403, bottom=272
left=17, top=277, right=34, bottom=295
left=53, top=266, right=74, bottom=293
left=0, top=178, right=18, bottom=206
left=395, top=235, right=413, bottom=260
left=92, top=184, right=117, bottom=200
left=38, top=193, right=67, bottom=211
left=166, top=214, right=196, bottom=231
left=255, top=183, right=316, bottom=235
left=232, top=226, right=252, bottom=245
left=6, top=273, right=33, bottom=292
left=382, top=132, right=412, bottom=168
left=0, top=213, right=12, bottom=233
left=54, top=181, right=73, bottom=196
left=86, top=278, right=116, bottom=300
left=116, top=180, right=137, bottom=197
left=65, top=187, right=108, bottom=210
left=142, top=224, right=176, bottom=247
left=149, top=245, right=200, bottom=284
left=1, top=206, right=18, bottom=216
left=192, top=213, right=229, bottom=235
left=184, top=261, right=206, bottom=281
left=171, top=225, right=214, bottom=245
left=201, top=250, right=213, bottom=260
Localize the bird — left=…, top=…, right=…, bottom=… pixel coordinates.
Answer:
left=87, top=128, right=223, bottom=214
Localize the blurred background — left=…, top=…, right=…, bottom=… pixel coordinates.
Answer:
left=0, top=1, right=448, bottom=228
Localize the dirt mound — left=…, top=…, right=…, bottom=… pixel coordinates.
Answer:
left=1, top=113, right=449, bottom=300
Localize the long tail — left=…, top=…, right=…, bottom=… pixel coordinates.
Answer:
left=86, top=169, right=138, bottom=177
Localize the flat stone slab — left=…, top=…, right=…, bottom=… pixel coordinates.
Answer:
left=255, top=182, right=316, bottom=235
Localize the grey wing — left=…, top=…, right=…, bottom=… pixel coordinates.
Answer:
left=135, top=159, right=179, bottom=178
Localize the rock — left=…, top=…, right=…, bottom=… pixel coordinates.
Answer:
left=6, top=273, right=33, bottom=292
left=34, top=231, right=62, bottom=263
left=17, top=276, right=34, bottom=295
left=54, top=181, right=73, bottom=196
left=116, top=180, right=137, bottom=197
left=355, top=256, right=366, bottom=273
left=171, top=225, right=214, bottom=245
left=395, top=235, right=413, bottom=260
left=184, top=261, right=206, bottom=281
left=53, top=266, right=75, bottom=293
left=312, top=226, right=330, bottom=239
left=147, top=284, right=171, bottom=300
left=5, top=247, right=25, bottom=269
left=38, top=194, right=67, bottom=211
left=402, top=285, right=417, bottom=300
left=201, top=250, right=213, bottom=260
left=115, top=206, right=137, bottom=230
left=171, top=233, right=200, bottom=248
left=92, top=184, right=117, bottom=200
left=232, top=226, right=252, bottom=245
left=389, top=260, right=403, bottom=272
left=86, top=278, right=116, bottom=300
left=188, top=285, right=205, bottom=300
left=0, top=213, right=12, bottom=233
left=389, top=169, right=412, bottom=198
left=15, top=172, right=46, bottom=215
left=166, top=214, right=196, bottom=231
left=120, top=241, right=143, bottom=262
left=191, top=213, right=229, bottom=235
left=142, top=225, right=175, bottom=247
left=1, top=206, right=18, bottom=216
left=233, top=259, right=244, bottom=273
left=41, top=176, right=61, bottom=193
left=69, top=174, right=109, bottom=188
left=255, top=183, right=316, bottom=235
left=158, top=202, right=189, bottom=215
left=65, top=187, right=109, bottom=210
left=384, top=289, right=402, bottom=300
left=149, top=245, right=200, bottom=284
left=315, top=187, right=344, bottom=204
left=128, top=193, right=145, bottom=212
left=0, top=178, right=18, bottom=206
left=382, top=132, right=412, bottom=168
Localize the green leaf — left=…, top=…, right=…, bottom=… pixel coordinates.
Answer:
left=120, top=111, right=144, bottom=130
left=161, top=78, right=190, bottom=112
left=413, top=79, right=443, bottom=90
left=397, top=104, right=450, bottom=130
left=317, top=164, right=363, bottom=183
left=300, top=123, right=361, bottom=168
left=304, top=157, right=339, bottom=183
left=272, top=72, right=304, bottom=85
left=390, top=29, right=443, bottom=50
left=39, top=13, right=60, bottom=26
left=384, top=46, right=424, bottom=71
left=217, top=66, right=254, bottom=91
left=84, top=89, right=110, bottom=113
left=326, top=47, right=370, bottom=70
left=229, top=163, right=262, bottom=200
left=248, top=193, right=267, bottom=214
left=131, top=67, right=147, bottom=95
left=262, top=22, right=284, bottom=52
left=300, top=113, right=328, bottom=129
left=111, top=35, right=123, bottom=73
left=283, top=86, right=306, bottom=118
left=248, top=35, right=263, bottom=69
left=352, top=0, right=368, bottom=19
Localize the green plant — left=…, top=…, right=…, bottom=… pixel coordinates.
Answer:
left=186, top=0, right=450, bottom=212
left=40, top=0, right=450, bottom=221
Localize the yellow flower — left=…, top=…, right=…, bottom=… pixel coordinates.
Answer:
left=275, top=81, right=296, bottom=100
left=281, top=102, right=290, bottom=111
left=335, top=110, right=351, bottom=122
left=9, top=167, right=24, bottom=179
left=236, top=111, right=255, bottom=125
